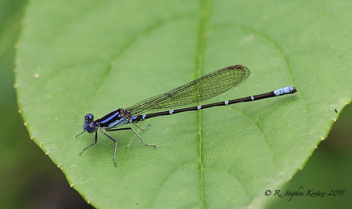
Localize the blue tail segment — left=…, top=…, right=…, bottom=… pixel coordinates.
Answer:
left=274, top=86, right=297, bottom=96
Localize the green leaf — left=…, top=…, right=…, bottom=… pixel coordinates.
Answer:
left=16, top=0, right=352, bottom=208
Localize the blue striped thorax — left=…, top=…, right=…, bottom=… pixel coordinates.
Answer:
left=82, top=109, right=134, bottom=137
left=98, top=108, right=130, bottom=128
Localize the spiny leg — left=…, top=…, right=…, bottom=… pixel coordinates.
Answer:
left=99, top=128, right=118, bottom=167
left=133, top=123, right=151, bottom=131
left=106, top=127, right=156, bottom=148
left=80, top=131, right=98, bottom=155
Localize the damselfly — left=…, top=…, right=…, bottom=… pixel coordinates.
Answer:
left=77, top=65, right=297, bottom=166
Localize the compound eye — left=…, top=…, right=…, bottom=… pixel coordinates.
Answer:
left=85, top=114, right=94, bottom=123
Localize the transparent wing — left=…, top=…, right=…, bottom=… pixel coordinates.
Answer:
left=126, top=65, right=250, bottom=116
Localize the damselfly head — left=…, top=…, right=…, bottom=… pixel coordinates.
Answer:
left=76, top=113, right=98, bottom=137
left=83, top=114, right=98, bottom=133
left=85, top=114, right=94, bottom=123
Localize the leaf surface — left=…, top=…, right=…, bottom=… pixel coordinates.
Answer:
left=16, top=0, right=352, bottom=208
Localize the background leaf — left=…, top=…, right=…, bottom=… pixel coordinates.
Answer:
left=15, top=0, right=352, bottom=208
